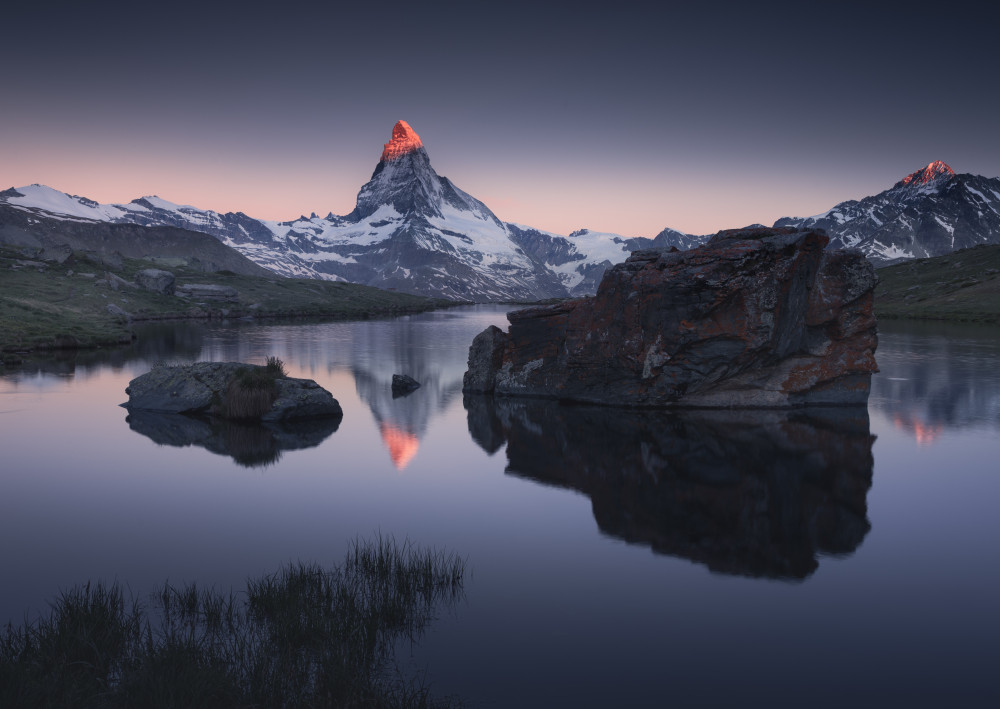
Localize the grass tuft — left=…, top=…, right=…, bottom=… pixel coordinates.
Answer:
left=1, top=537, right=466, bottom=708
left=264, top=355, right=286, bottom=377
left=217, top=357, right=287, bottom=420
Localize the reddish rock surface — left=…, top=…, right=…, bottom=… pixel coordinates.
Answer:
left=379, top=120, right=424, bottom=162
left=464, top=227, right=878, bottom=407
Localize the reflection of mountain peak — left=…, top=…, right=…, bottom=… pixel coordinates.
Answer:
left=379, top=422, right=420, bottom=470
left=466, top=397, right=874, bottom=580
left=346, top=312, right=488, bottom=468
left=892, top=414, right=943, bottom=446
left=871, top=323, right=1000, bottom=437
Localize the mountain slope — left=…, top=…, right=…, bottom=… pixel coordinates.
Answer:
left=774, top=161, right=1000, bottom=263
left=0, top=200, right=271, bottom=276
left=1, top=122, right=695, bottom=301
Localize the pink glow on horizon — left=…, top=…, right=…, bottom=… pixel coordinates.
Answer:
left=0, top=136, right=877, bottom=237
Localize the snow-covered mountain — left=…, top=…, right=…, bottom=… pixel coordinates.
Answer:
left=774, top=161, right=1000, bottom=264
left=1, top=121, right=688, bottom=301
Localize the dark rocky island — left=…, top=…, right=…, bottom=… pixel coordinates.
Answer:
left=123, top=361, right=343, bottom=422
left=465, top=227, right=878, bottom=407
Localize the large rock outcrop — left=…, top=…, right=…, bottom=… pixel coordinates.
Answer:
left=464, top=227, right=878, bottom=407
left=123, top=362, right=343, bottom=422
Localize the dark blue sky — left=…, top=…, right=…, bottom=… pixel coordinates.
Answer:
left=3, top=1, right=995, bottom=235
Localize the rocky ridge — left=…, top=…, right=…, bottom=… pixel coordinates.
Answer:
left=775, top=161, right=1000, bottom=263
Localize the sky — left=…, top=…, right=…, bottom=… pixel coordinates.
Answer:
left=2, top=1, right=997, bottom=237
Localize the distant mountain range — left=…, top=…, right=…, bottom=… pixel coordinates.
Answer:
left=3, top=123, right=1000, bottom=299
left=774, top=161, right=1000, bottom=263
left=0, top=122, right=690, bottom=300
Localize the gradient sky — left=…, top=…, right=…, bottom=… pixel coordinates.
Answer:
left=3, top=1, right=996, bottom=237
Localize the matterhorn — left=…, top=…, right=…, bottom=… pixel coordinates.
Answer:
left=2, top=120, right=670, bottom=301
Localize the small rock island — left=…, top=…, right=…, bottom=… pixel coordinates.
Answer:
left=464, top=227, right=878, bottom=407
left=123, top=360, right=343, bottom=422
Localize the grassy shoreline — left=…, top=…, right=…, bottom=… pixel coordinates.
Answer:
left=873, top=243, right=1000, bottom=323
left=0, top=245, right=455, bottom=356
left=6, top=240, right=999, bottom=362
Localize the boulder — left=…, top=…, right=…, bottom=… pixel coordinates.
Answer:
left=176, top=283, right=238, bottom=301
left=106, top=303, right=131, bottom=319
left=135, top=268, right=176, bottom=295
left=105, top=271, right=137, bottom=291
left=123, top=362, right=343, bottom=422
left=463, top=227, right=878, bottom=407
left=391, top=373, right=421, bottom=397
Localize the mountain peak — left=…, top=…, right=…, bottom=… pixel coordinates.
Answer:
left=899, top=160, right=955, bottom=188
left=380, top=120, right=424, bottom=162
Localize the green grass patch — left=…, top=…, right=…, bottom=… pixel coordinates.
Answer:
left=1, top=536, right=466, bottom=708
left=0, top=245, right=450, bottom=354
left=875, top=244, right=1000, bottom=322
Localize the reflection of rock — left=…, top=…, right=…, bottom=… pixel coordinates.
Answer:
left=463, top=394, right=506, bottom=455
left=124, top=362, right=343, bottom=422
left=126, top=411, right=340, bottom=468
left=465, top=397, right=874, bottom=580
left=465, top=228, right=878, bottom=407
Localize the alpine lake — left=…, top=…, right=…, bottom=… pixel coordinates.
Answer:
left=1, top=305, right=998, bottom=708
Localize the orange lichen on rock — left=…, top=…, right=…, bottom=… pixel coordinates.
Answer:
left=380, top=120, right=424, bottom=162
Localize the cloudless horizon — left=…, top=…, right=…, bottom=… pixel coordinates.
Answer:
left=3, top=1, right=996, bottom=237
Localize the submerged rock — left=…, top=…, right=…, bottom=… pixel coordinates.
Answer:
left=123, top=362, right=343, bottom=422
left=464, top=227, right=878, bottom=407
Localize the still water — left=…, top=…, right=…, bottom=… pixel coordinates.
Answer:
left=1, top=308, right=998, bottom=707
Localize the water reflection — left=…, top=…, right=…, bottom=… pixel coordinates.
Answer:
left=192, top=310, right=508, bottom=470
left=125, top=411, right=340, bottom=468
left=872, top=321, right=1000, bottom=441
left=466, top=397, right=875, bottom=580
left=3, top=321, right=207, bottom=381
